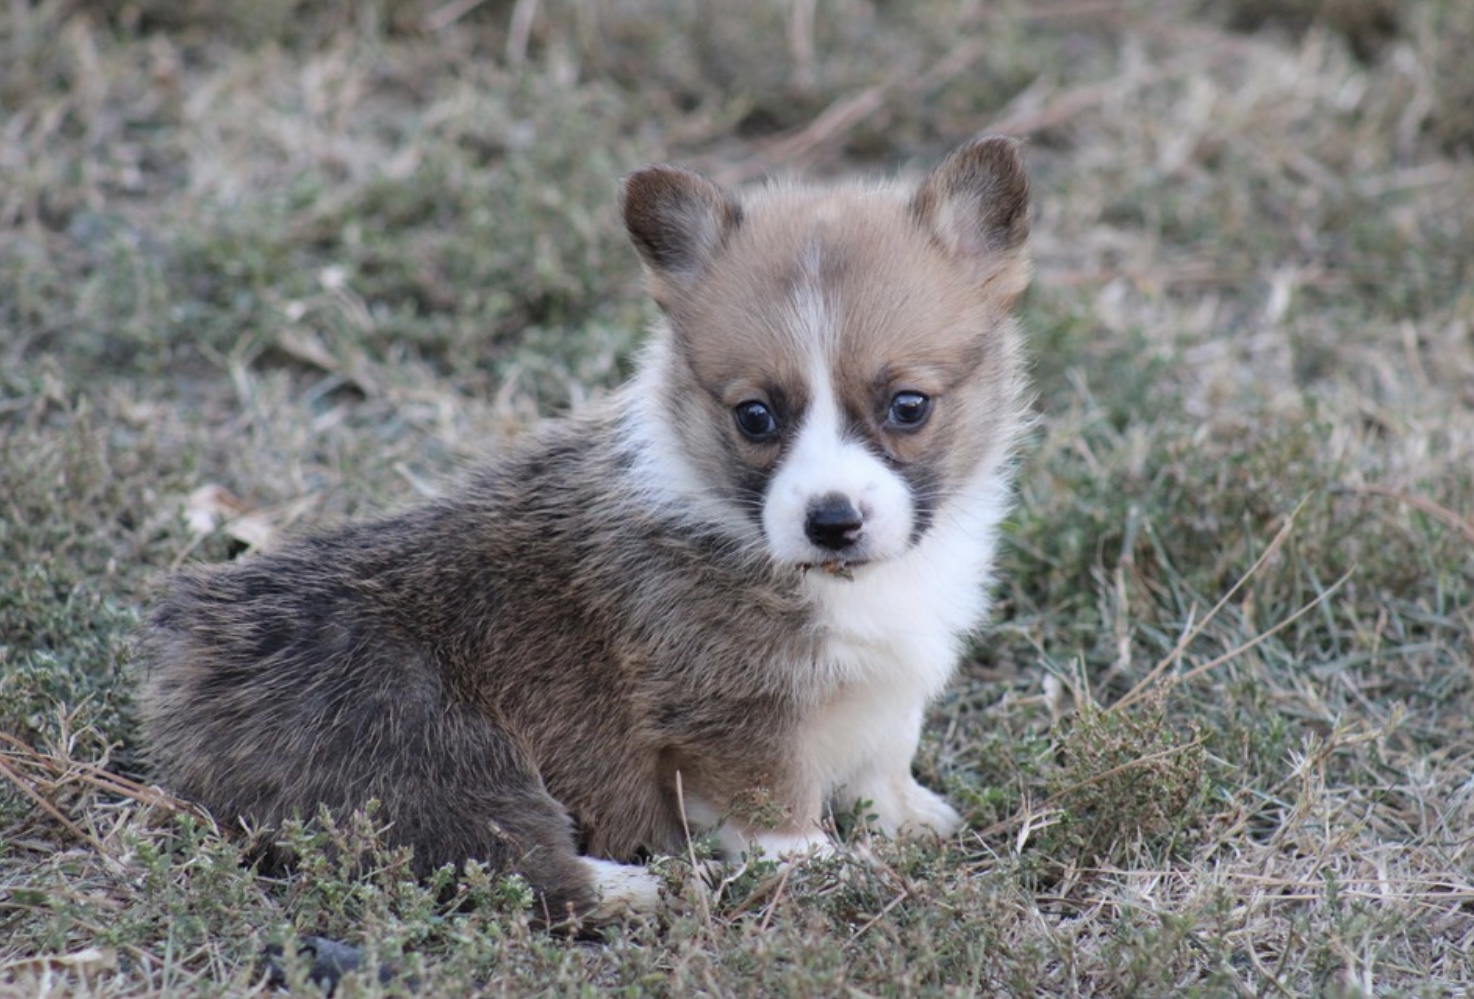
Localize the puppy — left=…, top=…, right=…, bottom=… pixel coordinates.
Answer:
left=137, top=136, right=1031, bottom=921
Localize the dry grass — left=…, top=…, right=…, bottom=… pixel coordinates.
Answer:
left=3, top=0, right=1472, bottom=995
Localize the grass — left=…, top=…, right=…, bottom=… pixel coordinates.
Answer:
left=3, top=0, right=1473, bottom=994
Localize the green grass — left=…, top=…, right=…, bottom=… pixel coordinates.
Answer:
left=4, top=0, right=1474, bottom=994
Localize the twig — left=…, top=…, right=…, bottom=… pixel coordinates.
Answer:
left=0, top=752, right=114, bottom=862
left=705, top=0, right=1288, bottom=188
left=845, top=886, right=910, bottom=948
left=1338, top=484, right=1474, bottom=546
left=506, top=0, right=539, bottom=66
left=700, top=21, right=1003, bottom=185
left=971, top=736, right=1207, bottom=842
left=1070, top=864, right=1474, bottom=900
left=1165, top=567, right=1354, bottom=694
left=0, top=730, right=196, bottom=815
left=1042, top=736, right=1209, bottom=809
left=673, top=770, right=712, bottom=928
left=1113, top=498, right=1308, bottom=713
left=756, top=864, right=791, bottom=932
left=788, top=0, right=818, bottom=94
left=424, top=0, right=490, bottom=32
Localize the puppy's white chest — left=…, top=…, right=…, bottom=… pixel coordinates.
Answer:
left=796, top=497, right=1002, bottom=785
left=798, top=583, right=962, bottom=781
left=811, top=511, right=992, bottom=682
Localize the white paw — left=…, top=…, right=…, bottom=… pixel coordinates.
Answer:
left=712, top=822, right=834, bottom=862
left=747, top=828, right=835, bottom=862
left=697, top=827, right=835, bottom=898
left=863, top=778, right=963, bottom=840
left=582, top=857, right=663, bottom=917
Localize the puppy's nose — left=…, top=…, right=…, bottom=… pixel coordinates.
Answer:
left=805, top=493, right=863, bottom=551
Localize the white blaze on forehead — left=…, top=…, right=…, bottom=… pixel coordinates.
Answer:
left=760, top=247, right=915, bottom=566
left=790, top=236, right=832, bottom=352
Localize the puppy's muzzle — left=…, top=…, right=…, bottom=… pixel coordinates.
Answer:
left=804, top=493, right=863, bottom=552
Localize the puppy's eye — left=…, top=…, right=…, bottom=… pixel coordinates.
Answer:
left=887, top=391, right=932, bottom=429
left=734, top=400, right=780, bottom=441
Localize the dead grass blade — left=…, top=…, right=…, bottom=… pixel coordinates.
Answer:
left=844, top=885, right=910, bottom=948
left=1160, top=566, right=1354, bottom=696
left=705, top=0, right=1279, bottom=184
left=971, top=735, right=1207, bottom=845
left=673, top=769, right=714, bottom=930
left=424, top=0, right=491, bottom=32
left=0, top=730, right=200, bottom=824
left=1339, top=484, right=1474, bottom=546
left=0, top=751, right=113, bottom=860
left=1113, top=498, right=1309, bottom=713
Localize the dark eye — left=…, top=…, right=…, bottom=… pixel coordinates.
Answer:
left=887, top=391, right=932, bottom=429
left=734, top=400, right=780, bottom=441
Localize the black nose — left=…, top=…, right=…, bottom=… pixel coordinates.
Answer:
left=805, top=493, right=863, bottom=551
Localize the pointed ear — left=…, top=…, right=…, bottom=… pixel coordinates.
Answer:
left=912, top=136, right=1031, bottom=302
left=620, top=164, right=743, bottom=301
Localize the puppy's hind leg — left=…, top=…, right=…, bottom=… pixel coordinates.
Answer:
left=380, top=715, right=663, bottom=920
left=142, top=599, right=643, bottom=920
left=343, top=701, right=634, bottom=923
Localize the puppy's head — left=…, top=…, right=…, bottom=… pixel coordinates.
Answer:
left=621, top=138, right=1030, bottom=573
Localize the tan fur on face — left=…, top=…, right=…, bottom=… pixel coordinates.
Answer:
left=626, top=138, right=1031, bottom=541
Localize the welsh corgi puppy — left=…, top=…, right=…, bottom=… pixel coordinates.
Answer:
left=137, top=136, right=1032, bottom=921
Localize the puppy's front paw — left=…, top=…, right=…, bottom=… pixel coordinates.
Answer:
left=712, top=822, right=834, bottom=864
left=865, top=778, right=963, bottom=840
left=748, top=828, right=835, bottom=862
left=899, top=781, right=964, bottom=838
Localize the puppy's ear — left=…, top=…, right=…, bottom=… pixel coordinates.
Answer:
left=620, top=165, right=742, bottom=305
left=912, top=136, right=1031, bottom=303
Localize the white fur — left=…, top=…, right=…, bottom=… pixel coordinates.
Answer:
left=761, top=350, right=916, bottom=566
left=665, top=443, right=1012, bottom=847
left=681, top=791, right=833, bottom=860
left=721, top=824, right=834, bottom=862
left=583, top=857, right=662, bottom=917
left=798, top=466, right=1012, bottom=837
left=621, top=337, right=762, bottom=539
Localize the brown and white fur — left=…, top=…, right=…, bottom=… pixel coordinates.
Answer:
left=136, top=137, right=1031, bottom=922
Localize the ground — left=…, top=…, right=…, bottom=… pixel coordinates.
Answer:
left=2, top=0, right=1472, bottom=995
